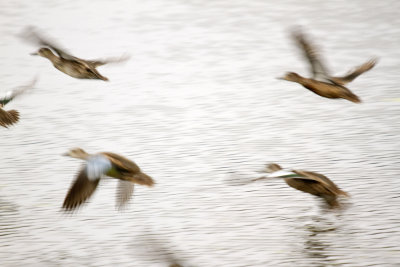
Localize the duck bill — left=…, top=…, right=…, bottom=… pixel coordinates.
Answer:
left=30, top=52, right=39, bottom=56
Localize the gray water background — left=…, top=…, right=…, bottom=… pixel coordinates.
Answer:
left=0, top=0, right=399, bottom=266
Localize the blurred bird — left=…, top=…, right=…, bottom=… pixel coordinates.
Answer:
left=62, top=148, right=154, bottom=211
left=21, top=26, right=129, bottom=81
left=0, top=77, right=37, bottom=128
left=278, top=28, right=377, bottom=103
left=253, top=163, right=349, bottom=208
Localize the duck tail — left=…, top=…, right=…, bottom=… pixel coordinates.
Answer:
left=344, top=92, right=361, bottom=103
left=338, top=189, right=350, bottom=198
left=131, top=172, right=155, bottom=187
left=100, top=76, right=109, bottom=81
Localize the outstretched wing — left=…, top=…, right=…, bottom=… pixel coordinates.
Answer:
left=0, top=109, right=19, bottom=128
left=0, top=77, right=37, bottom=107
left=292, top=29, right=330, bottom=81
left=332, top=58, right=377, bottom=85
left=116, top=180, right=134, bottom=210
left=21, top=26, right=80, bottom=61
left=87, top=54, right=130, bottom=68
left=62, top=167, right=100, bottom=211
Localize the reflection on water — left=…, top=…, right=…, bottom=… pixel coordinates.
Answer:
left=0, top=198, right=21, bottom=238
left=1, top=0, right=400, bottom=266
left=303, top=216, right=337, bottom=266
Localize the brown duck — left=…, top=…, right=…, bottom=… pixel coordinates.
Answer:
left=279, top=29, right=377, bottom=103
left=0, top=78, right=36, bottom=128
left=254, top=163, right=349, bottom=208
left=62, top=148, right=155, bottom=211
left=22, top=26, right=129, bottom=81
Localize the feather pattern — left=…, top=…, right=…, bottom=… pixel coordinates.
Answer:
left=116, top=180, right=134, bottom=210
left=292, top=30, right=330, bottom=82
left=0, top=109, right=20, bottom=128
left=331, top=58, right=378, bottom=85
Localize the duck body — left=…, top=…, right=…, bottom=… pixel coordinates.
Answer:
left=62, top=148, right=154, bottom=211
left=99, top=152, right=154, bottom=185
left=285, top=72, right=361, bottom=103
left=260, top=163, right=349, bottom=208
left=36, top=48, right=108, bottom=81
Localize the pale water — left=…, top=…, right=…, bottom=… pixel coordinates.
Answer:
left=0, top=0, right=399, bottom=266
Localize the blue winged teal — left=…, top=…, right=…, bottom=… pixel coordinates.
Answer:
left=23, top=27, right=129, bottom=81
left=62, top=148, right=155, bottom=211
left=279, top=29, right=377, bottom=103
left=254, top=163, right=349, bottom=208
left=0, top=78, right=36, bottom=128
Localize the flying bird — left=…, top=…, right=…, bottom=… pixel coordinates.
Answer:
left=62, top=148, right=154, bottom=211
left=253, top=163, right=349, bottom=208
left=0, top=77, right=37, bottom=128
left=21, top=26, right=129, bottom=81
left=278, top=28, right=377, bottom=103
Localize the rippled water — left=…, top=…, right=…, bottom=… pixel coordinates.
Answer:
left=1, top=0, right=400, bottom=266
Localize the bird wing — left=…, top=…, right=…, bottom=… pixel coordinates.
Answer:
left=116, top=180, right=134, bottom=210
left=22, top=26, right=83, bottom=62
left=101, top=152, right=141, bottom=173
left=86, top=54, right=130, bottom=68
left=292, top=29, right=331, bottom=81
left=0, top=109, right=19, bottom=128
left=292, top=170, right=340, bottom=194
left=62, top=167, right=100, bottom=211
left=331, top=58, right=377, bottom=85
left=0, top=77, right=37, bottom=106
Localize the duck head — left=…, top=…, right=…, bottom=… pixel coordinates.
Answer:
left=31, top=47, right=56, bottom=58
left=257, top=163, right=283, bottom=173
left=277, top=72, right=303, bottom=82
left=265, top=163, right=283, bottom=173
left=63, top=148, right=90, bottom=160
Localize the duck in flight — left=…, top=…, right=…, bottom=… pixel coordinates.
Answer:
left=0, top=77, right=37, bottom=128
left=253, top=163, right=349, bottom=208
left=62, top=148, right=154, bottom=211
left=279, top=28, right=377, bottom=103
left=22, top=26, right=129, bottom=81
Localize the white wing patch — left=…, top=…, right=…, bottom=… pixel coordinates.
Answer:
left=267, top=169, right=298, bottom=178
left=85, top=155, right=112, bottom=180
